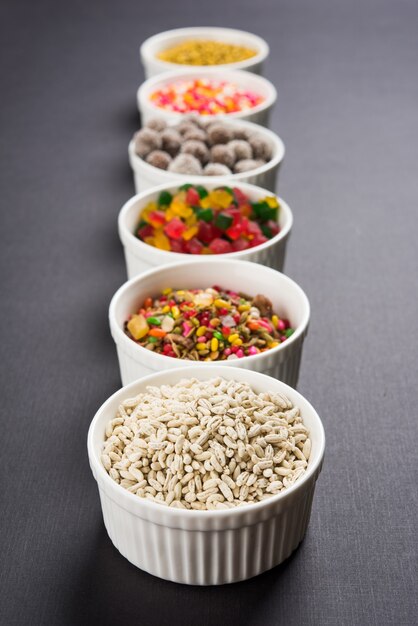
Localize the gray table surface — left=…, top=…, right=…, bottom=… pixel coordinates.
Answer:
left=1, top=0, right=417, bottom=624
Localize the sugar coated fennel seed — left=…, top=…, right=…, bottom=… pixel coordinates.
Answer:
left=102, top=377, right=311, bottom=510
left=135, top=184, right=281, bottom=254
left=124, top=286, right=295, bottom=359
left=157, top=40, right=257, bottom=66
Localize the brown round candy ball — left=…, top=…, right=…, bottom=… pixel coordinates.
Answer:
left=248, top=134, right=273, bottom=161
left=183, top=127, right=208, bottom=142
left=207, top=123, right=233, bottom=146
left=232, top=125, right=249, bottom=140
left=181, top=140, right=210, bottom=164
left=234, top=159, right=266, bottom=173
left=160, top=128, right=182, bottom=157
left=210, top=144, right=235, bottom=169
left=146, top=150, right=172, bottom=170
left=228, top=139, right=253, bottom=161
left=176, top=120, right=199, bottom=136
left=168, top=153, right=202, bottom=175
left=133, top=128, right=162, bottom=158
left=145, top=118, right=167, bottom=132
left=203, top=163, right=232, bottom=176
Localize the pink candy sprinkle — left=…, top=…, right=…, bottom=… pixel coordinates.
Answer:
left=248, top=346, right=258, bottom=355
left=236, top=349, right=244, bottom=358
left=182, top=322, right=192, bottom=336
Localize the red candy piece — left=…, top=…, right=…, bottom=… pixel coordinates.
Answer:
left=267, top=219, right=280, bottom=236
left=233, top=187, right=249, bottom=205
left=148, top=210, right=166, bottom=226
left=209, top=238, right=232, bottom=254
left=164, top=217, right=187, bottom=239
left=185, top=237, right=204, bottom=255
left=231, top=237, right=251, bottom=251
left=138, top=224, right=154, bottom=239
left=169, top=238, right=186, bottom=253
left=250, top=234, right=268, bottom=247
left=247, top=221, right=262, bottom=236
left=197, top=221, right=222, bottom=245
left=186, top=187, right=201, bottom=206
left=226, top=223, right=244, bottom=240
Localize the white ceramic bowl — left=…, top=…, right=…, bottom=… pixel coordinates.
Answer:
left=129, top=119, right=285, bottom=193
left=118, top=181, right=293, bottom=279
left=109, top=259, right=309, bottom=388
left=137, top=68, right=277, bottom=127
left=140, top=27, right=270, bottom=78
left=87, top=365, right=325, bottom=585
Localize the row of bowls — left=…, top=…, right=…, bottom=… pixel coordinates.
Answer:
left=88, top=27, right=325, bottom=586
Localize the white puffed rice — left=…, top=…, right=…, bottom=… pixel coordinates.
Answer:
left=102, top=378, right=311, bottom=510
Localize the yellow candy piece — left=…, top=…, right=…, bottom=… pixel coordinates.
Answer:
left=197, top=343, right=208, bottom=351
left=153, top=230, right=171, bottom=251
left=165, top=208, right=175, bottom=221
left=238, top=304, right=250, bottom=312
left=208, top=189, right=233, bottom=209
left=171, top=306, right=180, bottom=319
left=185, top=212, right=197, bottom=227
left=127, top=314, right=149, bottom=340
left=214, top=298, right=231, bottom=309
left=196, top=325, right=207, bottom=337
left=182, top=226, right=199, bottom=241
left=228, top=334, right=239, bottom=343
left=265, top=196, right=279, bottom=209
left=162, top=305, right=170, bottom=313
left=232, top=338, right=243, bottom=347
left=268, top=341, right=279, bottom=348
left=141, top=202, right=158, bottom=223
left=200, top=196, right=212, bottom=210
left=144, top=236, right=155, bottom=246
left=162, top=288, right=172, bottom=295
left=171, top=198, right=193, bottom=219
left=211, top=338, right=219, bottom=352
left=271, top=315, right=279, bottom=328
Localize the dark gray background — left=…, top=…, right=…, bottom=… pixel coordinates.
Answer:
left=1, top=0, right=417, bottom=624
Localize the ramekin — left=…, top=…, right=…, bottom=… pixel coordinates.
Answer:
left=137, top=68, right=277, bottom=127
left=118, top=181, right=293, bottom=279
left=129, top=119, right=285, bottom=194
left=140, top=27, right=270, bottom=78
left=109, top=259, right=310, bottom=388
left=87, top=365, right=325, bottom=585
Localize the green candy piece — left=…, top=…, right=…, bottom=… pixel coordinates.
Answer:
left=147, top=316, right=161, bottom=326
left=158, top=190, right=173, bottom=206
left=197, top=208, right=214, bottom=222
left=251, top=202, right=277, bottom=222
left=213, top=331, right=223, bottom=340
left=261, top=224, right=273, bottom=238
left=214, top=213, right=233, bottom=230
left=179, top=183, right=194, bottom=191
left=284, top=328, right=295, bottom=338
left=195, top=185, right=208, bottom=198
left=148, top=336, right=159, bottom=343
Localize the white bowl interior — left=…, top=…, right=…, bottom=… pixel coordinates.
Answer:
left=89, top=365, right=325, bottom=513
